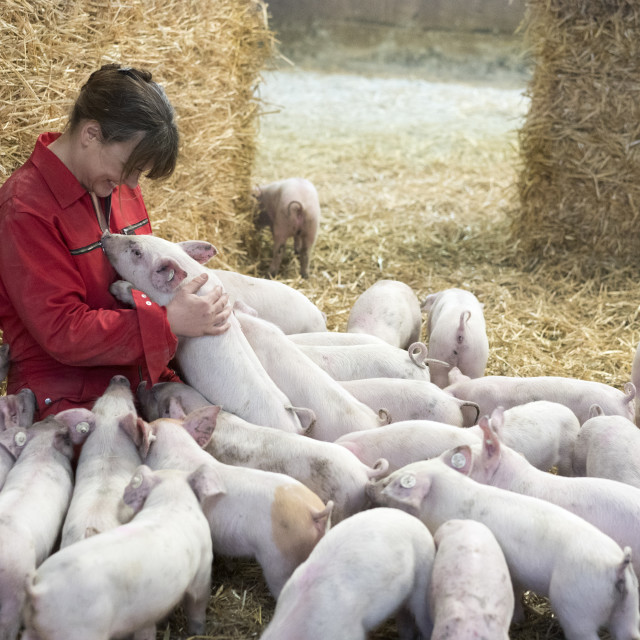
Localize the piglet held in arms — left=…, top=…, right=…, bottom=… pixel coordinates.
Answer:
left=101, top=232, right=312, bottom=434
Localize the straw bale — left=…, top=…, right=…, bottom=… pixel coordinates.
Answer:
left=0, top=0, right=276, bottom=267
left=511, top=0, right=640, bottom=276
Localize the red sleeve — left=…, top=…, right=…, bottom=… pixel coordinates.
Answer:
left=131, top=289, right=179, bottom=383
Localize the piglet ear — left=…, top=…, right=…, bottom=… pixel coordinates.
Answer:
left=55, top=408, right=96, bottom=445
left=589, top=404, right=604, bottom=419
left=187, top=463, right=226, bottom=504
left=151, top=258, right=187, bottom=293
left=483, top=410, right=503, bottom=460
left=420, top=292, right=437, bottom=313
left=119, top=414, right=155, bottom=459
left=123, top=465, right=158, bottom=514
left=380, top=472, right=430, bottom=514
left=168, top=396, right=187, bottom=420
left=443, top=445, right=473, bottom=475
left=177, top=241, right=217, bottom=264
left=0, top=427, right=33, bottom=459
left=181, top=405, right=221, bottom=448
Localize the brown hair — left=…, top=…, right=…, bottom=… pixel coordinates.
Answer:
left=68, top=63, right=179, bottom=180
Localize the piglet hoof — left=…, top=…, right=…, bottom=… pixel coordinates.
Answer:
left=187, top=620, right=206, bottom=637
left=110, top=280, right=135, bottom=307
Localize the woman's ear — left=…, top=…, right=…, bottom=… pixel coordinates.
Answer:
left=80, top=120, right=102, bottom=147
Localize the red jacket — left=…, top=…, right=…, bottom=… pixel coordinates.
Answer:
left=0, top=132, right=180, bottom=419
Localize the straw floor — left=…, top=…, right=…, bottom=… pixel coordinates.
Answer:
left=153, top=61, right=634, bottom=638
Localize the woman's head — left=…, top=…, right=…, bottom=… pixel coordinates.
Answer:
left=68, top=64, right=179, bottom=182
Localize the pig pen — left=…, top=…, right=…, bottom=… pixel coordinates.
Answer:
left=2, top=12, right=637, bottom=638
left=151, top=62, right=637, bottom=638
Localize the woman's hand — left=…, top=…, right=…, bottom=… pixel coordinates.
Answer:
left=165, top=273, right=232, bottom=337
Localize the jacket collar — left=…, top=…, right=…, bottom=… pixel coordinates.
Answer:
left=30, top=132, right=88, bottom=209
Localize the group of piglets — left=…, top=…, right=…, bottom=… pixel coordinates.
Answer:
left=2, top=229, right=640, bottom=639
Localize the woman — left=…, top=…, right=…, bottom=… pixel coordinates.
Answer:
left=0, top=64, right=231, bottom=419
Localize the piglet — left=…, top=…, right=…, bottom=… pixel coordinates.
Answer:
left=429, top=519, right=513, bottom=640
left=0, top=388, right=37, bottom=430
left=134, top=406, right=333, bottom=596
left=444, top=368, right=636, bottom=425
left=205, top=407, right=389, bottom=523
left=23, top=465, right=213, bottom=640
left=573, top=407, right=640, bottom=487
left=261, top=507, right=435, bottom=640
left=297, top=341, right=432, bottom=382
left=335, top=420, right=481, bottom=472
left=0, top=424, right=34, bottom=491
left=213, top=267, right=326, bottom=333
left=346, top=279, right=423, bottom=349
left=467, top=401, right=580, bottom=475
left=137, top=380, right=209, bottom=422
left=367, top=458, right=640, bottom=640
left=288, top=331, right=387, bottom=347
left=339, top=377, right=479, bottom=426
left=235, top=311, right=386, bottom=441
left=0, top=408, right=95, bottom=640
left=60, top=375, right=145, bottom=547
left=177, top=240, right=326, bottom=332
left=101, top=232, right=311, bottom=434
left=453, top=407, right=640, bottom=588
left=139, top=382, right=388, bottom=523
left=254, top=177, right=321, bottom=278
left=422, top=288, right=489, bottom=388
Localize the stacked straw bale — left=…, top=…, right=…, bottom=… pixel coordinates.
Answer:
left=513, top=0, right=640, bottom=276
left=0, top=0, right=276, bottom=268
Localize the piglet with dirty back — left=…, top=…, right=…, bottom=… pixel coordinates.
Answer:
left=429, top=519, right=514, bottom=640
left=422, top=287, right=489, bottom=388
left=139, top=380, right=388, bottom=523
left=255, top=177, right=321, bottom=278
left=134, top=405, right=333, bottom=597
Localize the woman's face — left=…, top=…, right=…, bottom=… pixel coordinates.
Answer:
left=81, top=131, right=145, bottom=197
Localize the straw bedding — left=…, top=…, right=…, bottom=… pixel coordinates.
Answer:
left=1, top=0, right=638, bottom=638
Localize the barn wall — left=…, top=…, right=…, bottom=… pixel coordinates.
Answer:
left=265, top=0, right=526, bottom=34
left=263, top=0, right=529, bottom=83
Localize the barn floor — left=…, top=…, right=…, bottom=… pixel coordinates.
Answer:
left=163, top=53, right=633, bottom=639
